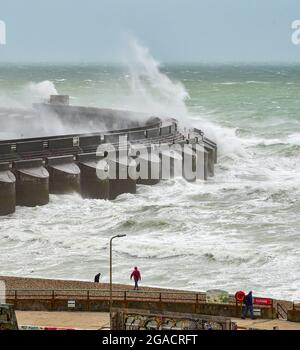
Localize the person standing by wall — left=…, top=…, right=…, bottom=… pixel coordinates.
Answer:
left=241, top=291, right=255, bottom=320
left=130, top=266, right=141, bottom=290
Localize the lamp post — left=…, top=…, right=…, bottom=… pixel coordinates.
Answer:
left=109, top=234, right=126, bottom=328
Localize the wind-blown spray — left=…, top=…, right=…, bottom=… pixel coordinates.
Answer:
left=122, top=38, right=190, bottom=125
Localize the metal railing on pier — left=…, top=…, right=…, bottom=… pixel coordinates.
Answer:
left=3, top=289, right=273, bottom=309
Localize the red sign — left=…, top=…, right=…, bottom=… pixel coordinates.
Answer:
left=235, top=291, right=245, bottom=302
left=253, top=297, right=273, bottom=306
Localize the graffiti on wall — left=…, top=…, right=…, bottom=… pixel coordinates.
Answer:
left=117, top=312, right=232, bottom=330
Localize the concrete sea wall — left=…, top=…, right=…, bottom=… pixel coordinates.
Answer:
left=5, top=298, right=275, bottom=320
left=46, top=155, right=80, bottom=194
left=13, top=159, right=49, bottom=207
left=0, top=102, right=218, bottom=215
left=0, top=162, right=16, bottom=215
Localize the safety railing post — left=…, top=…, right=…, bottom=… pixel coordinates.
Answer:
left=14, top=290, right=17, bottom=308
left=51, top=290, right=55, bottom=311
left=87, top=290, right=90, bottom=311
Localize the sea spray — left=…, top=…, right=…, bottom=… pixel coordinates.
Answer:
left=121, top=38, right=234, bottom=145
left=121, top=38, right=190, bottom=125
left=0, top=80, right=69, bottom=138
left=0, top=64, right=300, bottom=300
left=0, top=80, right=58, bottom=109
left=25, top=80, right=58, bottom=105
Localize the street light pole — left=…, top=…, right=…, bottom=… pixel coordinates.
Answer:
left=110, top=234, right=126, bottom=328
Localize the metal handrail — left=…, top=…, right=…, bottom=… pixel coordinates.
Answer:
left=5, top=288, right=204, bottom=294
left=293, top=301, right=300, bottom=310
left=5, top=289, right=205, bottom=305
left=5, top=289, right=206, bottom=302
left=3, top=288, right=274, bottom=308
left=0, top=121, right=164, bottom=146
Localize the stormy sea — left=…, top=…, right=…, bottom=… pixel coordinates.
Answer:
left=0, top=44, right=299, bottom=301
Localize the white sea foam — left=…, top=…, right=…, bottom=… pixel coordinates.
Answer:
left=24, top=80, right=58, bottom=105
left=287, top=133, right=300, bottom=145
left=1, top=59, right=300, bottom=300
left=214, top=82, right=241, bottom=86
left=0, top=80, right=58, bottom=109
left=246, top=81, right=269, bottom=84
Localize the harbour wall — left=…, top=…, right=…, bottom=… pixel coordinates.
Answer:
left=5, top=298, right=275, bottom=320
left=0, top=113, right=217, bottom=215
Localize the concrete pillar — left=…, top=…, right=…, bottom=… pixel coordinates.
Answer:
left=204, top=145, right=215, bottom=177
left=203, top=137, right=218, bottom=164
left=108, top=157, right=136, bottom=200
left=13, top=159, right=49, bottom=207
left=131, top=152, right=160, bottom=186
left=213, top=145, right=218, bottom=164
left=177, top=145, right=197, bottom=182
left=0, top=163, right=16, bottom=216
left=159, top=148, right=183, bottom=180
left=193, top=148, right=208, bottom=181
left=46, top=156, right=80, bottom=194
left=77, top=153, right=109, bottom=200
left=49, top=95, right=70, bottom=106
left=203, top=150, right=209, bottom=181
left=77, top=153, right=136, bottom=200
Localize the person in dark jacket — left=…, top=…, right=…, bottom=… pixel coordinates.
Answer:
left=130, top=267, right=141, bottom=290
left=94, top=273, right=101, bottom=283
left=241, top=291, right=255, bottom=319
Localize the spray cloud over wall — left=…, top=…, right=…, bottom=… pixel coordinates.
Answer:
left=121, top=38, right=190, bottom=125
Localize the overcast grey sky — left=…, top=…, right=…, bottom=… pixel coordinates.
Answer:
left=0, top=0, right=299, bottom=63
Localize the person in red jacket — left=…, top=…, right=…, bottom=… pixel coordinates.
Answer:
left=130, top=266, right=141, bottom=290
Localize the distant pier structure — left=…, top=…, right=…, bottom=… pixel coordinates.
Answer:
left=0, top=95, right=218, bottom=215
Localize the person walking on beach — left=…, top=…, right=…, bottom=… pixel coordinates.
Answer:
left=241, top=291, right=255, bottom=320
left=130, top=266, right=141, bottom=290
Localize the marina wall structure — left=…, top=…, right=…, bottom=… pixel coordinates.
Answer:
left=0, top=96, right=218, bottom=215
left=0, top=162, right=16, bottom=216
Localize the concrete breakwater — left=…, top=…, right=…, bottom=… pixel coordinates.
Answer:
left=0, top=162, right=16, bottom=216
left=0, top=96, right=217, bottom=216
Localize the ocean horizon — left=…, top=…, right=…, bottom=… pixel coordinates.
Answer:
left=0, top=57, right=299, bottom=300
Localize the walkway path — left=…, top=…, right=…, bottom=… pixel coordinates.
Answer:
left=233, top=318, right=300, bottom=330
left=16, top=311, right=109, bottom=330
left=2, top=276, right=299, bottom=330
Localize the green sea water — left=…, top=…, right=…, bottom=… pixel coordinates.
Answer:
left=0, top=62, right=299, bottom=300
